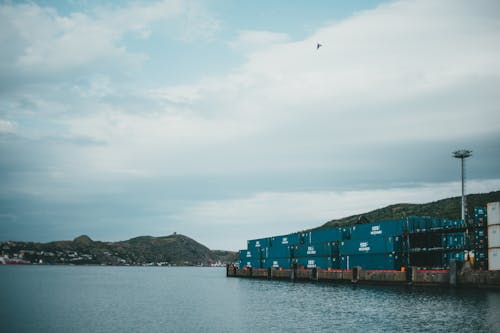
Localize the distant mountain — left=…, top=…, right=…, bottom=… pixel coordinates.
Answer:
left=320, top=190, right=500, bottom=229
left=1, top=234, right=237, bottom=266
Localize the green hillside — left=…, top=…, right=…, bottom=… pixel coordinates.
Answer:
left=2, top=233, right=237, bottom=266
left=320, top=190, right=500, bottom=229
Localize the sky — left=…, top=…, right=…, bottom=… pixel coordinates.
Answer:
left=1, top=0, right=500, bottom=251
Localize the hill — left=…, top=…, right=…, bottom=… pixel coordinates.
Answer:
left=320, top=190, right=500, bottom=229
left=1, top=234, right=237, bottom=266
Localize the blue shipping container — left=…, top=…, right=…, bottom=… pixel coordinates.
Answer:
left=405, top=217, right=418, bottom=233
left=341, top=227, right=351, bottom=240
left=406, top=216, right=430, bottom=232
left=240, top=249, right=263, bottom=260
left=447, top=219, right=466, bottom=229
left=263, top=258, right=291, bottom=269
left=341, top=236, right=401, bottom=255
left=474, top=229, right=486, bottom=238
left=248, top=238, right=271, bottom=250
left=295, top=257, right=331, bottom=269
left=238, top=250, right=247, bottom=260
left=271, top=233, right=300, bottom=246
left=331, top=242, right=340, bottom=254
left=474, top=207, right=486, bottom=217
left=297, top=231, right=312, bottom=245
left=442, top=219, right=454, bottom=229
left=241, top=259, right=262, bottom=268
left=442, top=251, right=466, bottom=266
left=350, top=220, right=405, bottom=239
left=430, top=218, right=444, bottom=230
left=446, top=232, right=466, bottom=249
left=267, top=245, right=292, bottom=258
left=310, top=228, right=342, bottom=243
left=295, top=242, right=332, bottom=258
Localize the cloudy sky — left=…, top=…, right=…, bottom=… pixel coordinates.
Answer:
left=1, top=0, right=500, bottom=250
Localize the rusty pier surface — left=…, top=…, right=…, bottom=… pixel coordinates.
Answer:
left=226, top=265, right=500, bottom=289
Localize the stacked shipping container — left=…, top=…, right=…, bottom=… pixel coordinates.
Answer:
left=292, top=228, right=342, bottom=269
left=238, top=210, right=490, bottom=271
left=473, top=207, right=488, bottom=269
left=341, top=221, right=404, bottom=270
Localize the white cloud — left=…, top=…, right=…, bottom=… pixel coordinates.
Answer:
left=49, top=0, right=500, bottom=187
left=0, top=1, right=219, bottom=75
left=115, top=0, right=499, bottom=200
left=175, top=1, right=221, bottom=42
left=154, top=0, right=500, bottom=148
left=0, top=119, right=17, bottom=134
left=229, top=30, right=291, bottom=54
left=147, top=85, right=201, bottom=105
left=1, top=3, right=140, bottom=72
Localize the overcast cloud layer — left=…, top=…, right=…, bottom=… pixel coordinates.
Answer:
left=1, top=0, right=500, bottom=250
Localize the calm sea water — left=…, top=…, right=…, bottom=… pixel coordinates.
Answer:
left=1, top=266, right=499, bottom=333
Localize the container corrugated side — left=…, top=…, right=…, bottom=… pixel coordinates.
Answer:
left=407, top=216, right=431, bottom=232
left=295, top=257, right=331, bottom=269
left=295, top=242, right=332, bottom=257
left=444, top=219, right=466, bottom=229
left=341, top=227, right=351, bottom=240
left=240, top=248, right=263, bottom=260
left=489, top=225, right=500, bottom=246
left=242, top=259, right=262, bottom=268
left=430, top=218, right=445, bottom=230
left=297, top=231, right=312, bottom=245
left=238, top=250, right=247, bottom=260
left=267, top=244, right=292, bottom=258
left=487, top=203, right=500, bottom=269
left=262, top=258, right=291, bottom=269
left=247, top=237, right=271, bottom=250
left=341, top=236, right=401, bottom=255
left=271, top=233, right=300, bottom=246
left=487, top=202, right=500, bottom=225
left=442, top=232, right=466, bottom=249
left=349, top=219, right=405, bottom=239
left=310, top=228, right=342, bottom=243
left=488, top=225, right=500, bottom=270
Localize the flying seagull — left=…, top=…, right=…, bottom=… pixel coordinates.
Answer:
left=316, top=43, right=322, bottom=50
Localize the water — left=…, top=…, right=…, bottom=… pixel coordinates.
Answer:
left=1, top=266, right=500, bottom=333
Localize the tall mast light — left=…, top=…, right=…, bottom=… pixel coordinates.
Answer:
left=452, top=149, right=472, bottom=221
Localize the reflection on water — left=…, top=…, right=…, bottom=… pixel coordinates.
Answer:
left=0, top=266, right=499, bottom=333
left=487, top=293, right=500, bottom=332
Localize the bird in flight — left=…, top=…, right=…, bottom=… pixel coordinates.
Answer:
left=316, top=43, right=322, bottom=50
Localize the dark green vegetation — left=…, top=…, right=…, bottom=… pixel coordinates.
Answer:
left=320, top=190, right=500, bottom=229
left=1, top=234, right=237, bottom=266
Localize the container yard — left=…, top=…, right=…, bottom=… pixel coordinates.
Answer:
left=228, top=202, right=500, bottom=288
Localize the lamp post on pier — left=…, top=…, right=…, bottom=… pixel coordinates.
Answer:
left=452, top=149, right=472, bottom=221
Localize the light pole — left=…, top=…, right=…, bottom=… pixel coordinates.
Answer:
left=452, top=149, right=472, bottom=221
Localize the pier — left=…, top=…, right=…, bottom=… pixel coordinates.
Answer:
left=227, top=265, right=500, bottom=289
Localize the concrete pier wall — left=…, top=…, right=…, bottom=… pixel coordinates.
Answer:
left=227, top=265, right=500, bottom=289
